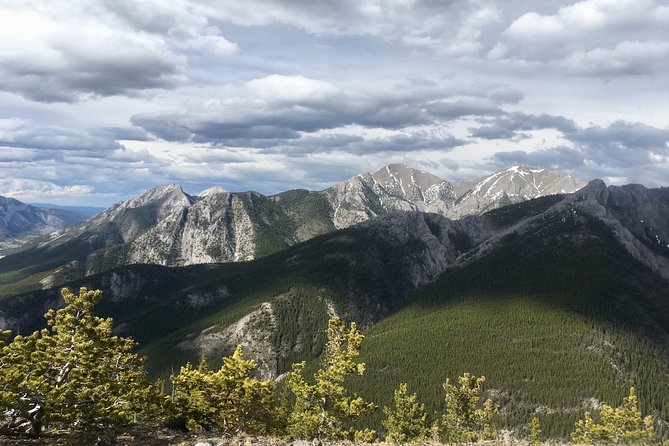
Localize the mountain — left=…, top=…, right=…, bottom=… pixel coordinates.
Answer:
left=1, top=180, right=668, bottom=438
left=0, top=164, right=585, bottom=294
left=29, top=203, right=105, bottom=218
left=326, top=163, right=586, bottom=226
left=0, top=195, right=86, bottom=254
left=450, top=164, right=587, bottom=218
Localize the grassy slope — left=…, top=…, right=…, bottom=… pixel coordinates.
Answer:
left=354, top=214, right=669, bottom=439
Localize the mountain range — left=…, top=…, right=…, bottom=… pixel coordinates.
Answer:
left=0, top=164, right=667, bottom=438
left=0, top=196, right=87, bottom=255
left=0, top=163, right=585, bottom=292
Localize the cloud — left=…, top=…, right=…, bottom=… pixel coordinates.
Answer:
left=491, top=120, right=669, bottom=175
left=0, top=1, right=237, bottom=102
left=566, top=120, right=669, bottom=167
left=0, top=119, right=124, bottom=152
left=131, top=75, right=507, bottom=147
left=197, top=0, right=501, bottom=55
left=561, top=40, right=669, bottom=77
left=497, top=0, right=669, bottom=74
left=470, top=112, right=577, bottom=140
left=506, top=0, right=669, bottom=46
left=270, top=131, right=467, bottom=156
left=493, top=147, right=586, bottom=170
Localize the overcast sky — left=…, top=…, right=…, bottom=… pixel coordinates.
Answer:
left=1, top=0, right=668, bottom=206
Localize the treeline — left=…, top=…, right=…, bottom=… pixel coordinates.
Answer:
left=0, top=288, right=667, bottom=446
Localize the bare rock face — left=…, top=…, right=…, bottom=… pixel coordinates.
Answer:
left=565, top=180, right=669, bottom=281
left=324, top=164, right=458, bottom=229
left=177, top=302, right=278, bottom=379
left=322, top=163, right=585, bottom=229
left=449, top=164, right=587, bottom=219
left=126, top=191, right=256, bottom=266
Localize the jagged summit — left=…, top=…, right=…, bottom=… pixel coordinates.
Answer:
left=369, top=163, right=446, bottom=190
left=196, top=186, right=227, bottom=198
left=449, top=163, right=587, bottom=218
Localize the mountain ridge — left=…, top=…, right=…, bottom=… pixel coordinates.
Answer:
left=0, top=195, right=86, bottom=254
left=0, top=164, right=586, bottom=295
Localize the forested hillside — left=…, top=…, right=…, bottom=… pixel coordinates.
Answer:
left=1, top=183, right=668, bottom=440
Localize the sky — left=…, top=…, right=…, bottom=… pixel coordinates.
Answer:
left=1, top=0, right=668, bottom=206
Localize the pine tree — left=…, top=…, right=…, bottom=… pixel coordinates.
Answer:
left=437, top=372, right=499, bottom=443
left=170, top=345, right=275, bottom=434
left=0, top=287, right=160, bottom=436
left=571, top=387, right=658, bottom=445
left=286, top=316, right=376, bottom=441
left=528, top=416, right=542, bottom=445
left=383, top=383, right=428, bottom=444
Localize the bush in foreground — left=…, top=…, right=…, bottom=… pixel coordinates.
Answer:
left=0, top=287, right=161, bottom=436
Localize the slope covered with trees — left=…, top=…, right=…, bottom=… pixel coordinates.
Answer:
left=1, top=185, right=668, bottom=440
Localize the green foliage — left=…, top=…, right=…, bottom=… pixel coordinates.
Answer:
left=354, top=214, right=669, bottom=439
left=436, top=373, right=498, bottom=443
left=382, top=383, right=428, bottom=444
left=0, top=287, right=158, bottom=435
left=169, top=345, right=275, bottom=435
left=286, top=316, right=376, bottom=441
left=528, top=416, right=542, bottom=445
left=571, top=387, right=659, bottom=445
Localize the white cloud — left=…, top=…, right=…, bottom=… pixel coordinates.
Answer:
left=0, top=178, right=94, bottom=204
left=562, top=41, right=669, bottom=76
left=501, top=0, right=669, bottom=62
left=245, top=75, right=339, bottom=103
left=507, top=0, right=667, bottom=39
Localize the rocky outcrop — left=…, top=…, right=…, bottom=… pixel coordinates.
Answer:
left=566, top=180, right=669, bottom=280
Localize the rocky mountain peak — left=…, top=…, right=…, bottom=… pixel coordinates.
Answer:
left=196, top=186, right=227, bottom=198
left=370, top=163, right=447, bottom=191
left=125, top=183, right=190, bottom=207
left=448, top=164, right=587, bottom=219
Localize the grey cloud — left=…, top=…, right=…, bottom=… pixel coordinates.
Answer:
left=0, top=124, right=124, bottom=152
left=470, top=112, right=577, bottom=139
left=566, top=120, right=669, bottom=167
left=470, top=125, right=516, bottom=140
left=131, top=84, right=499, bottom=147
left=0, top=1, right=242, bottom=103
left=204, top=0, right=481, bottom=42
left=97, top=127, right=153, bottom=142
left=492, top=120, right=669, bottom=174
left=569, top=121, right=669, bottom=150
left=561, top=41, right=669, bottom=77
left=0, top=43, right=184, bottom=104
left=273, top=133, right=466, bottom=156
